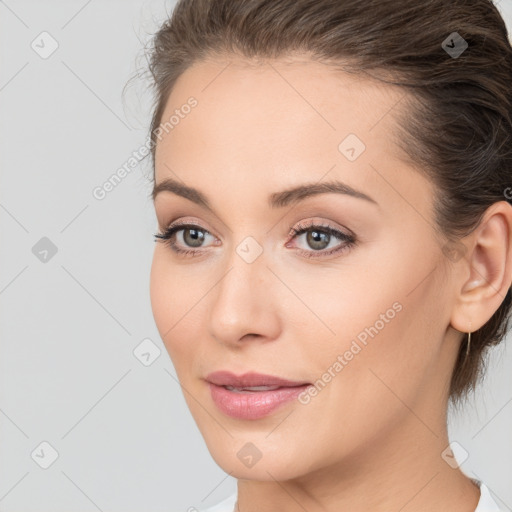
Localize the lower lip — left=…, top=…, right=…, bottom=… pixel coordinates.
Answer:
left=208, top=382, right=311, bottom=420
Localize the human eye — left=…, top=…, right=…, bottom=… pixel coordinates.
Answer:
left=154, top=220, right=217, bottom=257
left=286, top=220, right=356, bottom=259
left=154, top=218, right=356, bottom=260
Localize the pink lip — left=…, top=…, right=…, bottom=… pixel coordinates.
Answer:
left=205, top=371, right=310, bottom=388
left=205, top=371, right=312, bottom=420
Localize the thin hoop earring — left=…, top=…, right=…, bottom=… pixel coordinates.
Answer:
left=464, top=321, right=472, bottom=363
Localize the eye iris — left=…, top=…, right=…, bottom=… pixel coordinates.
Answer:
left=184, top=228, right=205, bottom=248
left=307, top=229, right=329, bottom=250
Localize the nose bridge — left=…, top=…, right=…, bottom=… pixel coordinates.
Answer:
left=216, top=233, right=267, bottom=311
left=208, top=233, right=275, bottom=342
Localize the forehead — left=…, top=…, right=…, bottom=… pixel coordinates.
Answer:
left=153, top=54, right=431, bottom=219
left=154, top=54, right=405, bottom=170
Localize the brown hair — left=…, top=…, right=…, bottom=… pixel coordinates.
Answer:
left=144, top=0, right=512, bottom=406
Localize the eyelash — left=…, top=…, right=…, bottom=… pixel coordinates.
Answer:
left=153, top=220, right=356, bottom=259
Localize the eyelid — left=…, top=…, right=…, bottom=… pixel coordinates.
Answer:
left=287, top=219, right=353, bottom=239
left=158, top=216, right=214, bottom=232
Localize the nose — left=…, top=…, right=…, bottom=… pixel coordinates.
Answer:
left=208, top=243, right=281, bottom=347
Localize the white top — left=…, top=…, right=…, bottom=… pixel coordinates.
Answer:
left=198, top=481, right=503, bottom=512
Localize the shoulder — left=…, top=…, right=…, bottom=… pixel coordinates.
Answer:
left=194, top=492, right=237, bottom=512
left=180, top=483, right=505, bottom=512
left=474, top=481, right=504, bottom=512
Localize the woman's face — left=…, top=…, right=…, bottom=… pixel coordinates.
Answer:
left=150, top=55, right=459, bottom=480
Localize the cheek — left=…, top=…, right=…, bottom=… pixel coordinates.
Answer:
left=285, top=296, right=427, bottom=466
left=293, top=244, right=437, bottom=406
left=149, top=249, right=170, bottom=337
left=149, top=248, right=200, bottom=364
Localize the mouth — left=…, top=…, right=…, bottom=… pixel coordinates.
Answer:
left=205, top=370, right=311, bottom=388
left=221, top=385, right=287, bottom=392
left=205, top=371, right=312, bottom=420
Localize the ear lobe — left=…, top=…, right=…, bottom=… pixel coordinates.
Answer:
left=450, top=201, right=512, bottom=334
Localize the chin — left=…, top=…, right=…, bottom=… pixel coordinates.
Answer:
left=201, top=430, right=313, bottom=481
left=213, top=451, right=305, bottom=482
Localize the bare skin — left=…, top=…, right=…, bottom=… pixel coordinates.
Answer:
left=149, top=54, right=512, bottom=512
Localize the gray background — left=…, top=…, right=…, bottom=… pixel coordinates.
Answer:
left=1, top=1, right=511, bottom=511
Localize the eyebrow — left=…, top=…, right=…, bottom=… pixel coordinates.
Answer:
left=152, top=177, right=378, bottom=212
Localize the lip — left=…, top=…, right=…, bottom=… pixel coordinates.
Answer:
left=205, top=371, right=312, bottom=420
left=205, top=371, right=310, bottom=388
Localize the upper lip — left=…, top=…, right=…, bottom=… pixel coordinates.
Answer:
left=205, top=371, right=310, bottom=388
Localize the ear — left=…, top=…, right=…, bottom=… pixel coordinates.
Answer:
left=450, top=200, right=512, bottom=334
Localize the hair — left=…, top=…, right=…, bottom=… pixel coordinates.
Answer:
left=143, top=0, right=512, bottom=407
